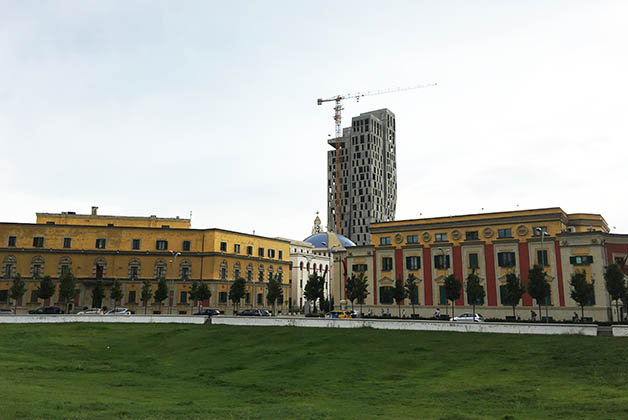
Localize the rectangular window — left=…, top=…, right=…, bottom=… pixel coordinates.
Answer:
left=497, top=252, right=516, bottom=267
left=247, top=246, right=253, bottom=255
left=32, top=264, right=42, bottom=278
left=268, top=249, right=275, bottom=258
left=132, top=239, right=141, bottom=250
left=219, top=292, right=228, bottom=304
left=439, top=285, right=448, bottom=305
left=95, top=238, right=106, bottom=249
left=182, top=240, right=191, bottom=251
left=435, top=233, right=447, bottom=242
left=570, top=256, right=594, bottom=266
left=434, top=254, right=451, bottom=269
left=181, top=267, right=190, bottom=280
left=499, top=285, right=509, bottom=305
left=498, top=228, right=512, bottom=239
left=352, top=264, right=368, bottom=272
left=382, top=257, right=393, bottom=271
left=8, top=236, right=16, bottom=247
left=180, top=291, right=187, bottom=304
left=128, top=290, right=136, bottom=304
left=407, top=235, right=419, bottom=244
left=130, top=266, right=139, bottom=279
left=406, top=256, right=420, bottom=270
left=63, top=237, right=72, bottom=249
left=258, top=247, right=265, bottom=257
left=379, top=286, right=393, bottom=304
left=33, top=237, right=44, bottom=248
left=469, top=253, right=479, bottom=269
left=257, top=293, right=263, bottom=305
left=465, top=231, right=479, bottom=241
left=30, top=290, right=38, bottom=303
left=380, top=236, right=391, bottom=245
left=245, top=292, right=250, bottom=304
left=278, top=250, right=283, bottom=260
left=278, top=294, right=284, bottom=305
left=220, top=241, right=227, bottom=252
left=537, top=250, right=549, bottom=266
left=60, top=265, right=70, bottom=276
left=234, top=244, right=241, bottom=253
left=156, top=240, right=168, bottom=250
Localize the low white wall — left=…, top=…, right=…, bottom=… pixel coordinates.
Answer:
left=211, top=316, right=598, bottom=336
left=612, top=325, right=628, bottom=337
left=0, top=315, right=207, bottom=324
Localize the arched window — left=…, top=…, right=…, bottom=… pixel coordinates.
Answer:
left=31, top=256, right=44, bottom=279
left=2, top=255, right=16, bottom=279
left=128, top=258, right=141, bottom=280
left=154, top=259, right=166, bottom=280
left=58, top=256, right=72, bottom=277
left=258, top=264, right=264, bottom=282
left=233, top=262, right=241, bottom=281
left=246, top=263, right=253, bottom=282
left=268, top=265, right=274, bottom=281
left=220, top=260, right=228, bottom=281
left=94, top=257, right=107, bottom=279
left=179, top=259, right=192, bottom=280
left=277, top=267, right=283, bottom=282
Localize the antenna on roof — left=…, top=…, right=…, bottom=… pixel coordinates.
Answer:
left=189, top=210, right=192, bottom=220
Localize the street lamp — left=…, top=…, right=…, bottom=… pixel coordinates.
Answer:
left=321, top=241, right=338, bottom=313
left=169, top=250, right=181, bottom=315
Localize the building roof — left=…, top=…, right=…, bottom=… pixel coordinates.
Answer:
left=303, top=232, right=356, bottom=249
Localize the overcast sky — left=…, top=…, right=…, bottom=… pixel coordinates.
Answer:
left=1, top=1, right=627, bottom=240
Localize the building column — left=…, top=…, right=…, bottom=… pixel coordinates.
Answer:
left=423, top=248, right=433, bottom=306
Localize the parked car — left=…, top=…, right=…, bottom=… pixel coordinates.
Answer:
left=0, top=308, right=15, bottom=315
left=236, top=309, right=263, bottom=316
left=328, top=310, right=353, bottom=319
left=260, top=309, right=271, bottom=316
left=104, top=308, right=132, bottom=316
left=350, top=310, right=361, bottom=318
left=452, top=313, right=484, bottom=322
left=77, top=308, right=103, bottom=315
left=193, top=309, right=221, bottom=316
left=28, top=306, right=63, bottom=314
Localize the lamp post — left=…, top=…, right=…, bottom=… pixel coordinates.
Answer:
left=169, top=250, right=181, bottom=315
left=438, top=247, right=450, bottom=315
left=321, top=241, right=338, bottom=313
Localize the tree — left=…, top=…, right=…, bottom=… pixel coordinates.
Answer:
left=570, top=270, right=595, bottom=321
left=92, top=280, right=105, bottom=309
left=355, top=272, right=370, bottom=314
left=465, top=270, right=485, bottom=320
left=503, top=272, right=526, bottom=318
left=266, top=274, right=283, bottom=315
left=404, top=274, right=419, bottom=316
left=527, top=264, right=550, bottom=321
left=37, top=275, right=56, bottom=308
left=229, top=277, right=246, bottom=313
left=345, top=273, right=359, bottom=311
left=604, top=263, right=627, bottom=323
left=444, top=274, right=461, bottom=318
left=8, top=273, right=26, bottom=313
left=110, top=279, right=124, bottom=311
left=58, top=270, right=78, bottom=313
left=304, top=273, right=324, bottom=313
left=392, top=278, right=407, bottom=317
left=154, top=278, right=169, bottom=312
left=189, top=281, right=199, bottom=313
left=196, top=282, right=212, bottom=312
left=140, top=279, right=153, bottom=314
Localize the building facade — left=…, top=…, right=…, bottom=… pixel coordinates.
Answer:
left=327, top=109, right=397, bottom=246
left=0, top=209, right=291, bottom=314
left=338, top=208, right=628, bottom=321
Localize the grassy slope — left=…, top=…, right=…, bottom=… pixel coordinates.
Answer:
left=0, top=324, right=626, bottom=420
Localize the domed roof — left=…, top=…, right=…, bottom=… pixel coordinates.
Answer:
left=303, top=232, right=356, bottom=249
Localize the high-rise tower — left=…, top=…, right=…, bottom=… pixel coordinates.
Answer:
left=327, top=108, right=397, bottom=246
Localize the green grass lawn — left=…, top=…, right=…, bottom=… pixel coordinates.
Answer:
left=0, top=324, right=627, bottom=420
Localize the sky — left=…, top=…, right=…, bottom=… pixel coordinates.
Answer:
left=1, top=0, right=627, bottom=239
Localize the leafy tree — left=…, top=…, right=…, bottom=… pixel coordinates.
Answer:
left=229, top=277, right=246, bottom=313
left=444, top=274, right=461, bottom=318
left=58, top=270, right=78, bottom=313
left=189, top=281, right=199, bottom=313
left=345, top=273, right=358, bottom=311
left=196, top=282, right=212, bottom=312
left=304, top=273, right=324, bottom=313
left=154, top=278, right=169, bottom=312
left=405, top=274, right=419, bottom=316
left=527, top=264, right=550, bottom=321
left=604, top=263, right=626, bottom=322
left=8, top=273, right=26, bottom=312
left=110, top=279, right=124, bottom=311
left=140, top=279, right=153, bottom=314
left=503, top=272, right=526, bottom=318
left=92, top=280, right=105, bottom=309
left=266, top=274, right=283, bottom=315
left=465, top=270, right=485, bottom=320
left=354, top=272, right=370, bottom=314
left=392, top=278, right=407, bottom=317
left=37, top=275, right=56, bottom=307
left=570, top=270, right=595, bottom=321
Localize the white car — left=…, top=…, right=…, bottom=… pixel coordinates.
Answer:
left=452, top=313, right=484, bottom=322
left=77, top=308, right=103, bottom=315
left=104, top=308, right=132, bottom=316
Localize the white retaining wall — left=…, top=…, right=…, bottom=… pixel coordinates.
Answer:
left=612, top=325, right=628, bottom=337
left=0, top=315, right=207, bottom=324
left=211, top=316, right=598, bottom=336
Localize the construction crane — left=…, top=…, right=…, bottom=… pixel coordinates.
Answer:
left=317, top=83, right=437, bottom=235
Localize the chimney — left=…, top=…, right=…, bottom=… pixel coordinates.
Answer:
left=91, top=206, right=98, bottom=216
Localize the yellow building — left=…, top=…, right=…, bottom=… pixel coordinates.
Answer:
left=0, top=209, right=291, bottom=314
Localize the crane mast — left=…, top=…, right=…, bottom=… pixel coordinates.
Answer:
left=317, top=83, right=436, bottom=235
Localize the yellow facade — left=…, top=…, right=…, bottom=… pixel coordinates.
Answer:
left=0, top=212, right=290, bottom=314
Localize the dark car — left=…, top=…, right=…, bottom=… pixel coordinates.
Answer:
left=28, top=306, right=64, bottom=314
left=236, top=309, right=263, bottom=316
left=193, top=309, right=221, bottom=316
